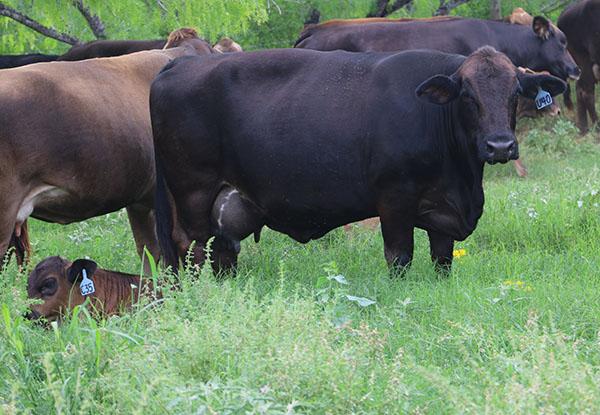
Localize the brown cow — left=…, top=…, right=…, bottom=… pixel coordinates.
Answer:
left=0, top=30, right=211, bottom=267
left=558, top=0, right=600, bottom=134
left=26, top=256, right=157, bottom=320
left=163, top=28, right=214, bottom=54
left=213, top=37, right=243, bottom=53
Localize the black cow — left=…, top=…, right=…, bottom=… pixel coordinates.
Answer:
left=58, top=39, right=166, bottom=61
left=151, top=47, right=565, bottom=275
left=295, top=16, right=580, bottom=82
left=0, top=53, right=58, bottom=69
left=558, top=0, right=600, bottom=134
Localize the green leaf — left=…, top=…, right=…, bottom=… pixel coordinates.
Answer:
left=345, top=295, right=376, bottom=307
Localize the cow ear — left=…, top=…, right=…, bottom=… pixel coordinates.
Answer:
left=532, top=16, right=551, bottom=40
left=517, top=72, right=566, bottom=99
left=416, top=75, right=460, bottom=105
left=67, top=259, right=98, bottom=284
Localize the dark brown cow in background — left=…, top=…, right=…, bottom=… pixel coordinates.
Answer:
left=558, top=0, right=600, bottom=134
left=0, top=53, right=59, bottom=69
left=59, top=31, right=241, bottom=61
left=294, top=11, right=579, bottom=80
left=0, top=29, right=211, bottom=267
left=58, top=39, right=166, bottom=61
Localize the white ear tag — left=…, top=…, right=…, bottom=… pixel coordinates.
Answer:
left=535, top=88, right=552, bottom=110
left=79, top=269, right=96, bottom=296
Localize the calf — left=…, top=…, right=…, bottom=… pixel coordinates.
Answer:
left=26, top=256, right=156, bottom=320
left=151, top=47, right=565, bottom=275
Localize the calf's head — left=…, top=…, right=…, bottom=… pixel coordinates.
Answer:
left=26, top=256, right=97, bottom=321
left=416, top=47, right=566, bottom=164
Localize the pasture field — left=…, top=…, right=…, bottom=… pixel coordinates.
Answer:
left=1, top=117, right=600, bottom=414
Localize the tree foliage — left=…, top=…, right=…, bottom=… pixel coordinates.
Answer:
left=0, top=0, right=270, bottom=53
left=0, top=0, right=577, bottom=54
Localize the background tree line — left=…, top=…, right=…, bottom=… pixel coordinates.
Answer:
left=0, top=0, right=576, bottom=54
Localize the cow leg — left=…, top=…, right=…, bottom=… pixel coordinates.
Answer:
left=379, top=206, right=415, bottom=276
left=586, top=81, right=598, bottom=129
left=563, top=82, right=574, bottom=111
left=427, top=230, right=454, bottom=274
left=575, top=68, right=595, bottom=134
left=0, top=201, right=23, bottom=269
left=513, top=158, right=528, bottom=178
left=126, top=204, right=160, bottom=274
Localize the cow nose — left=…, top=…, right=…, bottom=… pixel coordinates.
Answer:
left=569, top=65, right=581, bottom=80
left=486, top=136, right=518, bottom=163
left=24, top=310, right=41, bottom=320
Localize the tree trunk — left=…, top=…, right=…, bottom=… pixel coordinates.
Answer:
left=490, top=0, right=501, bottom=19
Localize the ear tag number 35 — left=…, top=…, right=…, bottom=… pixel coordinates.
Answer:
left=535, top=88, right=552, bottom=110
left=80, top=269, right=96, bottom=296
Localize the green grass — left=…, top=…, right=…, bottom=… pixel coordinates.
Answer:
left=1, top=117, right=600, bottom=414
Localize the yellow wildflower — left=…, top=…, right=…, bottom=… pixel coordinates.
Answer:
left=453, top=249, right=467, bottom=259
left=502, top=279, right=533, bottom=291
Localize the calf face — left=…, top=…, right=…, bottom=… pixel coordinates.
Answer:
left=417, top=47, right=566, bottom=164
left=26, top=256, right=96, bottom=321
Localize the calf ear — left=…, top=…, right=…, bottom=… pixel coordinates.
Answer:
left=67, top=259, right=98, bottom=284
left=517, top=72, right=567, bottom=99
left=532, top=16, right=551, bottom=40
left=416, top=75, right=460, bottom=105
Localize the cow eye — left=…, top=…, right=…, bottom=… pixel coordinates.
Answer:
left=40, top=278, right=57, bottom=296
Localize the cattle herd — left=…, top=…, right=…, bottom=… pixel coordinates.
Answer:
left=1, top=3, right=598, bottom=320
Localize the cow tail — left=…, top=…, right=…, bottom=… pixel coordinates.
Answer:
left=154, top=153, right=179, bottom=271
left=563, top=82, right=574, bottom=111
left=10, top=219, right=30, bottom=266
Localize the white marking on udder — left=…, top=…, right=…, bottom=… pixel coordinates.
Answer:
left=217, top=189, right=239, bottom=229
left=16, top=185, right=64, bottom=224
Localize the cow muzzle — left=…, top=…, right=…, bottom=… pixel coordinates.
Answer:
left=484, top=134, right=519, bottom=164
left=24, top=309, right=41, bottom=320
left=568, top=65, right=581, bottom=81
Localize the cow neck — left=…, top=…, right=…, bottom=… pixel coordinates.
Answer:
left=430, top=100, right=485, bottom=230
left=485, top=22, right=534, bottom=69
